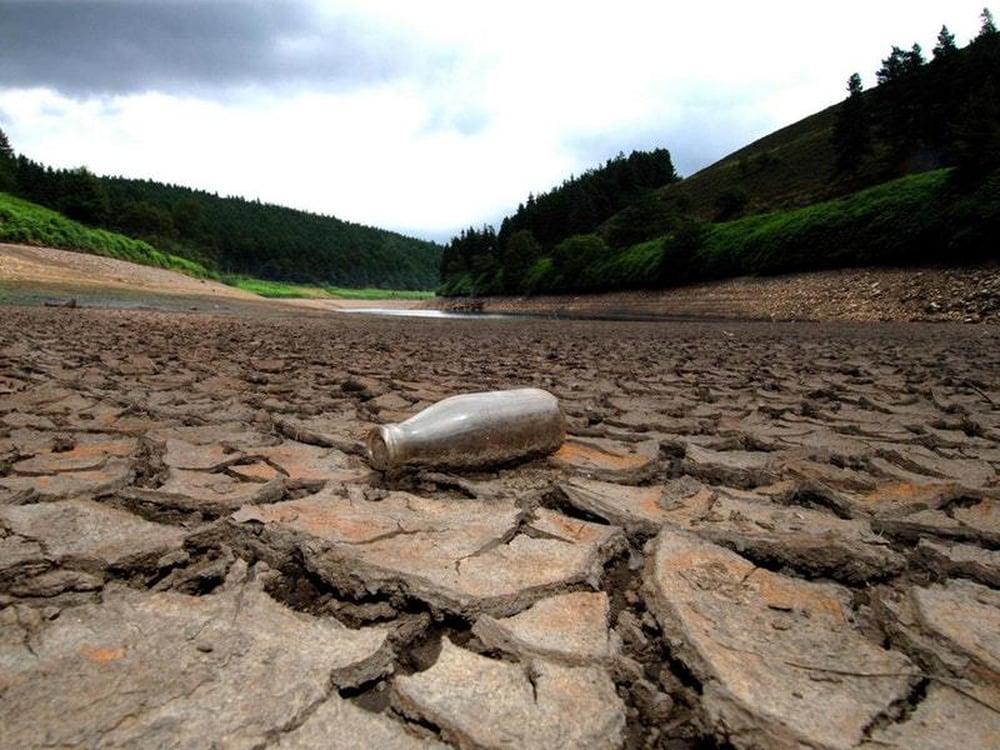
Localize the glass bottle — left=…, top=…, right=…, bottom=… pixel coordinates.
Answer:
left=366, top=388, right=565, bottom=471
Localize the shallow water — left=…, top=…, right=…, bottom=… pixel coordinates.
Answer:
left=337, top=307, right=530, bottom=320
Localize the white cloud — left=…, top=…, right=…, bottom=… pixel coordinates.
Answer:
left=0, top=0, right=991, bottom=241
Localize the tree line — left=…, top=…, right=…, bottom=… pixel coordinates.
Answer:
left=0, top=136, right=441, bottom=289
left=832, top=7, right=1000, bottom=182
left=439, top=148, right=679, bottom=295
left=437, top=8, right=1000, bottom=297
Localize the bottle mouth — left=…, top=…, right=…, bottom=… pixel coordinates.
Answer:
left=366, top=425, right=398, bottom=470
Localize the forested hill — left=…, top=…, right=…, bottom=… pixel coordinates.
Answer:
left=439, top=8, right=1000, bottom=297
left=102, top=177, right=442, bottom=289
left=439, top=148, right=679, bottom=295
left=0, top=147, right=442, bottom=289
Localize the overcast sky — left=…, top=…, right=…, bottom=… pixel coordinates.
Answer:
left=0, top=1, right=990, bottom=242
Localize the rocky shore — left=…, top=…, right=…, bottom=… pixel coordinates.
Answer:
left=1, top=304, right=998, bottom=748
left=437, top=265, right=1000, bottom=324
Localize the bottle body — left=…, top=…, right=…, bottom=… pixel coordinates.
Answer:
left=366, top=388, right=565, bottom=471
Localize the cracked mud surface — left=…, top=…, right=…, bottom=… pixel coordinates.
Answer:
left=1, top=305, right=998, bottom=749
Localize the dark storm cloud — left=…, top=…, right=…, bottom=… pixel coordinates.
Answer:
left=0, top=0, right=434, bottom=96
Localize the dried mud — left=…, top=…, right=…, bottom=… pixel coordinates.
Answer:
left=1, top=304, right=998, bottom=749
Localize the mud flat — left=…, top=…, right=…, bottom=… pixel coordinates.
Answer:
left=1, top=305, right=999, bottom=749
left=437, top=264, right=1000, bottom=324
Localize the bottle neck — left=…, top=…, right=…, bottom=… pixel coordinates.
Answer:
left=367, top=423, right=403, bottom=470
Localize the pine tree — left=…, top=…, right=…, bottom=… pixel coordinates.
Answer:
left=980, top=7, right=997, bottom=37
left=933, top=26, right=958, bottom=59
left=0, top=126, right=14, bottom=191
left=0, top=126, right=13, bottom=160
left=832, top=73, right=871, bottom=173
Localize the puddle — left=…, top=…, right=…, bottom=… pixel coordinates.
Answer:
left=337, top=307, right=535, bottom=320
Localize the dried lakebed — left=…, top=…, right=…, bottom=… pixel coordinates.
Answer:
left=1, top=306, right=998, bottom=749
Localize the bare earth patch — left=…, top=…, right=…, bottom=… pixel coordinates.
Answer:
left=1, top=244, right=999, bottom=748
left=0, top=243, right=418, bottom=312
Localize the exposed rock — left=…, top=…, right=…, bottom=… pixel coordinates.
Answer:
left=393, top=639, right=625, bottom=749
left=643, top=529, right=918, bottom=750
left=0, top=561, right=393, bottom=749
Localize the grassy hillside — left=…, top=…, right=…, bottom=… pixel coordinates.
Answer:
left=3, top=148, right=443, bottom=290
left=654, top=105, right=843, bottom=220
left=519, top=167, right=999, bottom=293
left=0, top=192, right=213, bottom=278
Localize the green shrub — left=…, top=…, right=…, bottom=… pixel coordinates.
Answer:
left=521, top=257, right=556, bottom=293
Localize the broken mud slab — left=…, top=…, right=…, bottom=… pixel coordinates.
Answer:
left=472, top=590, right=620, bottom=666
left=860, top=683, right=1000, bottom=749
left=913, top=538, right=1000, bottom=587
left=2, top=306, right=999, bottom=748
left=0, top=498, right=187, bottom=597
left=224, top=488, right=626, bottom=618
left=392, top=639, right=626, bottom=749
left=0, top=561, right=394, bottom=749
left=550, top=436, right=660, bottom=484
left=557, top=477, right=905, bottom=583
left=0, top=432, right=136, bottom=501
left=275, top=691, right=448, bottom=749
left=643, top=530, right=921, bottom=750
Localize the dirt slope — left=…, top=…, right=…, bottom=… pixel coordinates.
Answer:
left=0, top=243, right=414, bottom=312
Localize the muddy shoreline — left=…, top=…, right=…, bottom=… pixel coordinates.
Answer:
left=1, top=302, right=998, bottom=748
left=433, top=264, right=1000, bottom=324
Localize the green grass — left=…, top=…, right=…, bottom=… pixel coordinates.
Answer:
left=225, top=275, right=435, bottom=300
left=664, top=167, right=998, bottom=285
left=0, top=192, right=214, bottom=278
left=223, top=276, right=333, bottom=299
left=325, top=286, right=434, bottom=301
